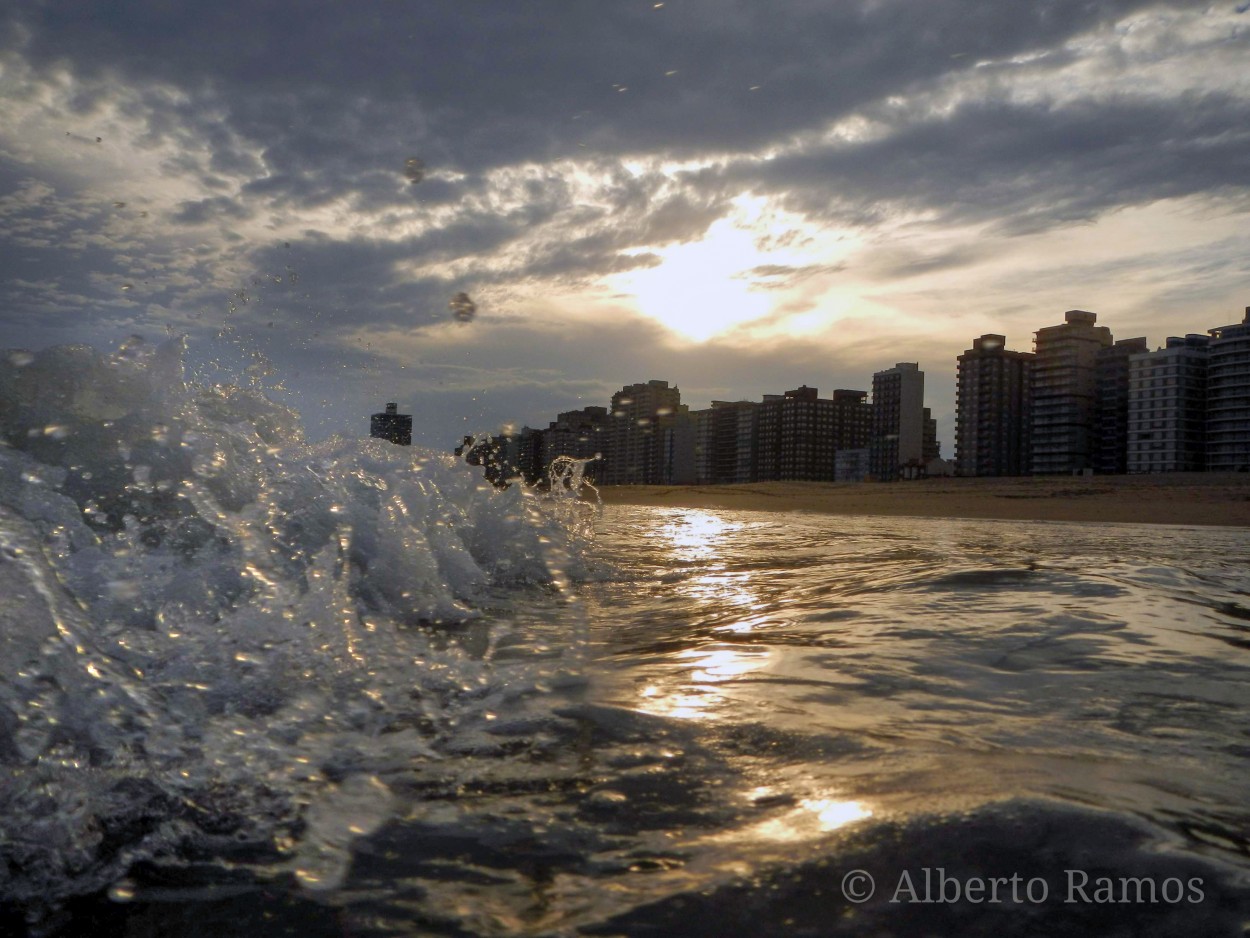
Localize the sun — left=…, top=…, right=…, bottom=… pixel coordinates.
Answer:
left=604, top=195, right=827, bottom=343
left=608, top=219, right=771, bottom=342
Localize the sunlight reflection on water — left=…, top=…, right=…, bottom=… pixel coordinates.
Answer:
left=589, top=505, right=1250, bottom=829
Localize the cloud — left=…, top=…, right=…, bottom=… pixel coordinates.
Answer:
left=171, top=195, right=253, bottom=225
left=712, top=90, right=1250, bottom=239
left=738, top=262, right=848, bottom=290
left=2, top=0, right=1248, bottom=456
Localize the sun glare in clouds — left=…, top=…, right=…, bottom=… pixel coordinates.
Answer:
left=605, top=194, right=840, bottom=343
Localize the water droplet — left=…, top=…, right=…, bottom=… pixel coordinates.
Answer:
left=449, top=292, right=476, bottom=323
left=404, top=157, right=426, bottom=184
left=108, top=881, right=137, bottom=902
left=121, top=283, right=133, bottom=291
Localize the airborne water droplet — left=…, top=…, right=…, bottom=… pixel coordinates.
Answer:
left=108, top=881, right=136, bottom=902
left=449, top=292, right=476, bottom=323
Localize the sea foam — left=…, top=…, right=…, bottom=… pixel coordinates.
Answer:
left=0, top=336, right=589, bottom=912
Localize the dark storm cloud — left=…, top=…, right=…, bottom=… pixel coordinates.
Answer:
left=171, top=196, right=253, bottom=225
left=720, top=91, right=1250, bottom=239
left=6, top=1, right=1231, bottom=297
left=4, top=0, right=1165, bottom=168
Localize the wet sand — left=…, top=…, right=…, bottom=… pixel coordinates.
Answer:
left=590, top=473, right=1250, bottom=526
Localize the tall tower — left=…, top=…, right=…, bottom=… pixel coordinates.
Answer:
left=1128, top=335, right=1209, bottom=473
left=870, top=363, right=924, bottom=482
left=704, top=400, right=758, bottom=484
left=1029, top=310, right=1112, bottom=474
left=1207, top=307, right=1250, bottom=472
left=1094, top=337, right=1149, bottom=474
left=956, top=334, right=1033, bottom=477
left=542, top=406, right=609, bottom=483
left=602, top=379, right=683, bottom=484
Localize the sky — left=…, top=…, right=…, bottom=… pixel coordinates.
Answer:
left=1, top=1, right=1247, bottom=451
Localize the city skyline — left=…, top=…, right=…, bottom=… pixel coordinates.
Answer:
left=449, top=302, right=1244, bottom=468
left=2, top=4, right=1248, bottom=451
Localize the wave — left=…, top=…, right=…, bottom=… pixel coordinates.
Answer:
left=0, top=337, right=592, bottom=918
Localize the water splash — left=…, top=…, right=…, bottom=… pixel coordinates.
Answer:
left=0, top=337, right=590, bottom=920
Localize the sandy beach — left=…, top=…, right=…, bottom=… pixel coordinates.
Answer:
left=590, top=473, right=1250, bottom=526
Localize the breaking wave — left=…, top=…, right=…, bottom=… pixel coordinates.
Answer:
left=0, top=337, right=591, bottom=921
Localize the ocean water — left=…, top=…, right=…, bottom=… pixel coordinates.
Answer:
left=2, top=340, right=1249, bottom=936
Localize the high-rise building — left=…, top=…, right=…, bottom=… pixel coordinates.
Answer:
left=691, top=407, right=714, bottom=484
left=754, top=386, right=868, bottom=481
left=542, top=406, right=609, bottom=482
left=1094, top=337, right=1149, bottom=474
left=869, top=363, right=925, bottom=481
left=703, top=400, right=758, bottom=484
left=370, top=402, right=412, bottom=446
left=1207, top=307, right=1250, bottom=472
left=830, top=390, right=872, bottom=454
left=955, top=334, right=1033, bottom=477
left=1030, top=310, right=1113, bottom=474
left=659, top=406, right=696, bottom=485
left=1127, top=335, right=1209, bottom=474
left=922, top=407, right=939, bottom=463
left=601, top=380, right=683, bottom=484
left=514, top=426, right=546, bottom=484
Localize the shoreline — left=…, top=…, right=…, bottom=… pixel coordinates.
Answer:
left=587, top=473, right=1250, bottom=527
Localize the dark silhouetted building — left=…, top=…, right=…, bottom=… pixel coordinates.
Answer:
left=922, top=407, right=940, bottom=463
left=696, top=400, right=758, bottom=484
left=955, top=334, right=1033, bottom=477
left=514, top=427, right=546, bottom=484
left=1128, top=335, right=1209, bottom=473
left=755, top=386, right=870, bottom=482
left=543, top=406, right=609, bottom=483
left=601, top=380, right=683, bottom=484
left=1094, top=337, right=1149, bottom=474
left=370, top=402, right=412, bottom=445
